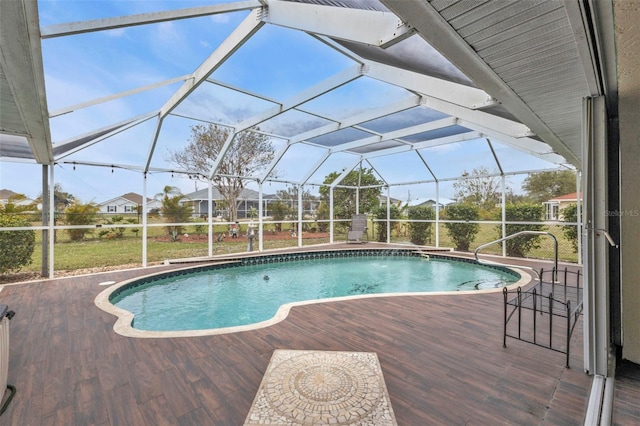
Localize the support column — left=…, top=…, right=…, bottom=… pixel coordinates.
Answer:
left=258, top=182, right=264, bottom=252
left=386, top=187, right=391, bottom=244
left=435, top=181, right=440, bottom=247
left=41, top=165, right=49, bottom=277
left=582, top=96, right=610, bottom=376
left=208, top=180, right=213, bottom=257
left=329, top=188, right=334, bottom=244
left=48, top=165, right=55, bottom=278
left=501, top=176, right=506, bottom=257
left=577, top=170, right=583, bottom=265
left=298, top=185, right=303, bottom=247
left=142, top=173, right=148, bottom=267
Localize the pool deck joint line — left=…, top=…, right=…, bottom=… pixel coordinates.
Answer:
left=244, top=349, right=397, bottom=426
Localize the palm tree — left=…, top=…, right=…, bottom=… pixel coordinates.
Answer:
left=155, top=186, right=193, bottom=241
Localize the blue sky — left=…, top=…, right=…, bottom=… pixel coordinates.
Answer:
left=0, top=0, right=564, bottom=205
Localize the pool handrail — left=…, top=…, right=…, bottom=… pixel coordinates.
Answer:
left=473, top=231, right=559, bottom=282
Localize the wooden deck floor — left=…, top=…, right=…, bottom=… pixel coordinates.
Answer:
left=0, top=252, right=607, bottom=425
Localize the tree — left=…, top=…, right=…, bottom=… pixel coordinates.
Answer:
left=562, top=203, right=579, bottom=253
left=318, top=168, right=382, bottom=221
left=498, top=203, right=545, bottom=257
left=315, top=202, right=330, bottom=232
left=443, top=203, right=480, bottom=251
left=276, top=186, right=315, bottom=216
left=0, top=199, right=34, bottom=216
left=0, top=212, right=35, bottom=274
left=453, top=167, right=504, bottom=211
left=64, top=202, right=99, bottom=241
left=522, top=170, right=577, bottom=203
left=269, top=201, right=290, bottom=232
left=38, top=183, right=76, bottom=212
left=156, top=186, right=193, bottom=241
left=168, top=124, right=275, bottom=221
left=373, top=204, right=402, bottom=242
left=408, top=206, right=435, bottom=245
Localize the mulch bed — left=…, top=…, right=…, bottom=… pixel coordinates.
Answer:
left=0, top=232, right=331, bottom=284
left=152, top=231, right=330, bottom=243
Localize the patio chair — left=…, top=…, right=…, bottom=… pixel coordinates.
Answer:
left=347, top=214, right=368, bottom=243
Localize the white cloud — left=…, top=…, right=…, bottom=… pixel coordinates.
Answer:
left=155, top=21, right=180, bottom=43
left=106, top=27, right=126, bottom=37
left=210, top=14, right=230, bottom=24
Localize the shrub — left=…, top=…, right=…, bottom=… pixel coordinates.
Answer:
left=269, top=201, right=289, bottom=232
left=498, top=203, right=545, bottom=257
left=159, top=191, right=192, bottom=241
left=373, top=204, right=402, bottom=242
left=64, top=202, right=99, bottom=241
left=408, top=206, right=435, bottom=245
left=194, top=223, right=205, bottom=236
left=0, top=213, right=36, bottom=273
left=443, top=203, right=480, bottom=251
left=562, top=203, right=579, bottom=253
left=107, top=215, right=126, bottom=239
left=316, top=202, right=329, bottom=232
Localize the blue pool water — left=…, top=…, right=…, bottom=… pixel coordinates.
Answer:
left=112, top=255, right=519, bottom=332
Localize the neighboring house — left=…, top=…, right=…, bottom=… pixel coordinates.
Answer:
left=0, top=188, right=36, bottom=208
left=98, top=193, right=160, bottom=214
left=543, top=192, right=582, bottom=220
left=407, top=197, right=455, bottom=209
left=378, top=195, right=402, bottom=207
left=183, top=188, right=319, bottom=219
left=183, top=188, right=267, bottom=219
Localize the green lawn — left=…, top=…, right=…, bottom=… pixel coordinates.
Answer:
left=379, top=221, right=578, bottom=263
left=6, top=218, right=577, bottom=278
left=20, top=221, right=333, bottom=274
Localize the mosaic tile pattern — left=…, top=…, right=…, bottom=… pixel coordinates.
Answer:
left=244, top=350, right=397, bottom=425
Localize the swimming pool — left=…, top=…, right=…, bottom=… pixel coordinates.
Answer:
left=96, top=249, right=527, bottom=337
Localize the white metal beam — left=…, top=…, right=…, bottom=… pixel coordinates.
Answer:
left=312, top=34, right=366, bottom=65
left=361, top=131, right=482, bottom=159
left=412, top=131, right=483, bottom=151
left=40, top=1, right=262, bottom=38
left=582, top=96, right=611, bottom=376
left=50, top=75, right=190, bottom=118
left=329, top=158, right=362, bottom=189
left=259, top=143, right=291, bottom=183
left=363, top=159, right=388, bottom=186
left=564, top=0, right=603, bottom=96
left=206, top=77, right=343, bottom=125
left=289, top=95, right=422, bottom=145
left=159, top=10, right=264, bottom=118
left=235, top=65, right=363, bottom=131
left=1, top=0, right=53, bottom=164
left=143, top=10, right=263, bottom=171
left=53, top=112, right=158, bottom=160
left=380, top=0, right=580, bottom=166
left=365, top=61, right=492, bottom=109
left=300, top=150, right=331, bottom=186
left=423, top=96, right=533, bottom=138
left=330, top=117, right=457, bottom=153
left=264, top=0, right=411, bottom=47
left=458, top=120, right=567, bottom=164
left=208, top=66, right=363, bottom=179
